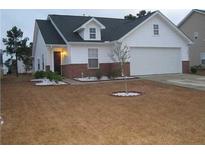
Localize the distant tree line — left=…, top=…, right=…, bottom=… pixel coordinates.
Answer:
left=124, top=10, right=152, bottom=20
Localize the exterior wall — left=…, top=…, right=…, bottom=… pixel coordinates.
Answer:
left=122, top=14, right=190, bottom=62
left=70, top=44, right=113, bottom=64
left=62, top=63, right=130, bottom=78
left=179, top=12, right=205, bottom=66
left=78, top=29, right=84, bottom=39
left=64, top=43, right=123, bottom=78
left=33, top=24, right=48, bottom=72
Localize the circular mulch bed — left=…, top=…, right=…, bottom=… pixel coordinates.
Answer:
left=112, top=91, right=143, bottom=97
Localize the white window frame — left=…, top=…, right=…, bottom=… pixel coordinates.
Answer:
left=89, top=28, right=96, bottom=39
left=88, top=48, right=99, bottom=69
left=153, top=24, right=159, bottom=36
left=42, top=54, right=44, bottom=70
left=37, top=58, right=40, bottom=70
left=200, top=52, right=205, bottom=65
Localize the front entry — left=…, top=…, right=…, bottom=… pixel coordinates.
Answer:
left=54, top=51, right=61, bottom=74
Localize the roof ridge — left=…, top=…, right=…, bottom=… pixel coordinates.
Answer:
left=48, top=14, right=125, bottom=20
left=36, top=19, right=48, bottom=21
left=194, top=9, right=205, bottom=12
left=48, top=12, right=155, bottom=21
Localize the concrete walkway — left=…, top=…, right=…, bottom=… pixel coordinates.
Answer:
left=140, top=74, right=205, bottom=91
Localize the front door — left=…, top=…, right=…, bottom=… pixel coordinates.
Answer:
left=54, top=51, right=61, bottom=74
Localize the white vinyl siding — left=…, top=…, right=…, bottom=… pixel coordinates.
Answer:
left=88, top=48, right=99, bottom=69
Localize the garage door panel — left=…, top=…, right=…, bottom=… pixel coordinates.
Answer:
left=130, top=48, right=182, bottom=75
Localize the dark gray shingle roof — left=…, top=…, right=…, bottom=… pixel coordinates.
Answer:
left=36, top=20, right=65, bottom=44
left=195, top=9, right=205, bottom=13
left=36, top=12, right=155, bottom=44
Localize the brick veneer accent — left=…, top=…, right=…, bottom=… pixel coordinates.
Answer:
left=62, top=63, right=130, bottom=78
left=182, top=61, right=190, bottom=73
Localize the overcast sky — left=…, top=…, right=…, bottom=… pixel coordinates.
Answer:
left=0, top=9, right=191, bottom=50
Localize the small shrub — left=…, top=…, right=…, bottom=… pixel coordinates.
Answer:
left=197, top=65, right=202, bottom=69
left=34, top=71, right=62, bottom=82
left=34, top=71, right=46, bottom=79
left=95, top=69, right=102, bottom=80
left=108, top=68, right=121, bottom=79
left=191, top=66, right=197, bottom=74
left=46, top=71, right=62, bottom=82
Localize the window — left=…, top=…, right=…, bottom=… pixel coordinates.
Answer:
left=37, top=58, right=40, bottom=70
left=88, top=48, right=98, bottom=69
left=42, top=54, right=44, bottom=70
left=200, top=52, right=205, bottom=64
left=194, top=32, right=198, bottom=39
left=89, top=28, right=96, bottom=39
left=153, top=24, right=159, bottom=35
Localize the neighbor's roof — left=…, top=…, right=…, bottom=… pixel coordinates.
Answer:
left=36, top=20, right=66, bottom=45
left=36, top=12, right=155, bottom=44
left=178, top=9, right=205, bottom=27
left=195, top=9, right=205, bottom=13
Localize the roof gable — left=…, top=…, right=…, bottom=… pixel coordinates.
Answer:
left=119, top=11, right=192, bottom=44
left=73, top=17, right=106, bottom=32
left=178, top=9, right=205, bottom=27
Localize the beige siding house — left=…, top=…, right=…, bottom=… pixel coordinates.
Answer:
left=178, top=9, right=205, bottom=67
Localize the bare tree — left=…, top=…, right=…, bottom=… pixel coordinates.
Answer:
left=110, top=42, right=130, bottom=93
left=110, top=42, right=130, bottom=77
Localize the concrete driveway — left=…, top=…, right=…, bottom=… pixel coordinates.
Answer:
left=140, top=74, right=205, bottom=91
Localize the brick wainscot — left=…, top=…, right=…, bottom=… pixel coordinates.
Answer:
left=182, top=61, right=190, bottom=73
left=62, top=63, right=130, bottom=78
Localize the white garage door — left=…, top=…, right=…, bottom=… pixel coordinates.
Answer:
left=130, top=47, right=182, bottom=75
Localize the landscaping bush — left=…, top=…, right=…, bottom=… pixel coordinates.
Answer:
left=34, top=71, right=46, bottom=79
left=95, top=69, right=102, bottom=80
left=45, top=71, right=62, bottom=82
left=191, top=66, right=197, bottom=74
left=34, top=71, right=62, bottom=82
left=108, top=68, right=121, bottom=79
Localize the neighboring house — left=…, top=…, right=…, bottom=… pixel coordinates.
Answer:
left=32, top=11, right=192, bottom=78
left=0, top=49, right=8, bottom=75
left=0, top=49, right=3, bottom=67
left=1, top=51, right=29, bottom=75
left=0, top=49, right=3, bottom=76
left=178, top=9, right=205, bottom=67
left=17, top=60, right=29, bottom=74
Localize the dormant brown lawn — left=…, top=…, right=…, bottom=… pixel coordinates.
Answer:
left=1, top=75, right=205, bottom=144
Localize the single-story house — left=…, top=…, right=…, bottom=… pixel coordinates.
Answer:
left=178, top=9, right=205, bottom=67
left=32, top=10, right=192, bottom=78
